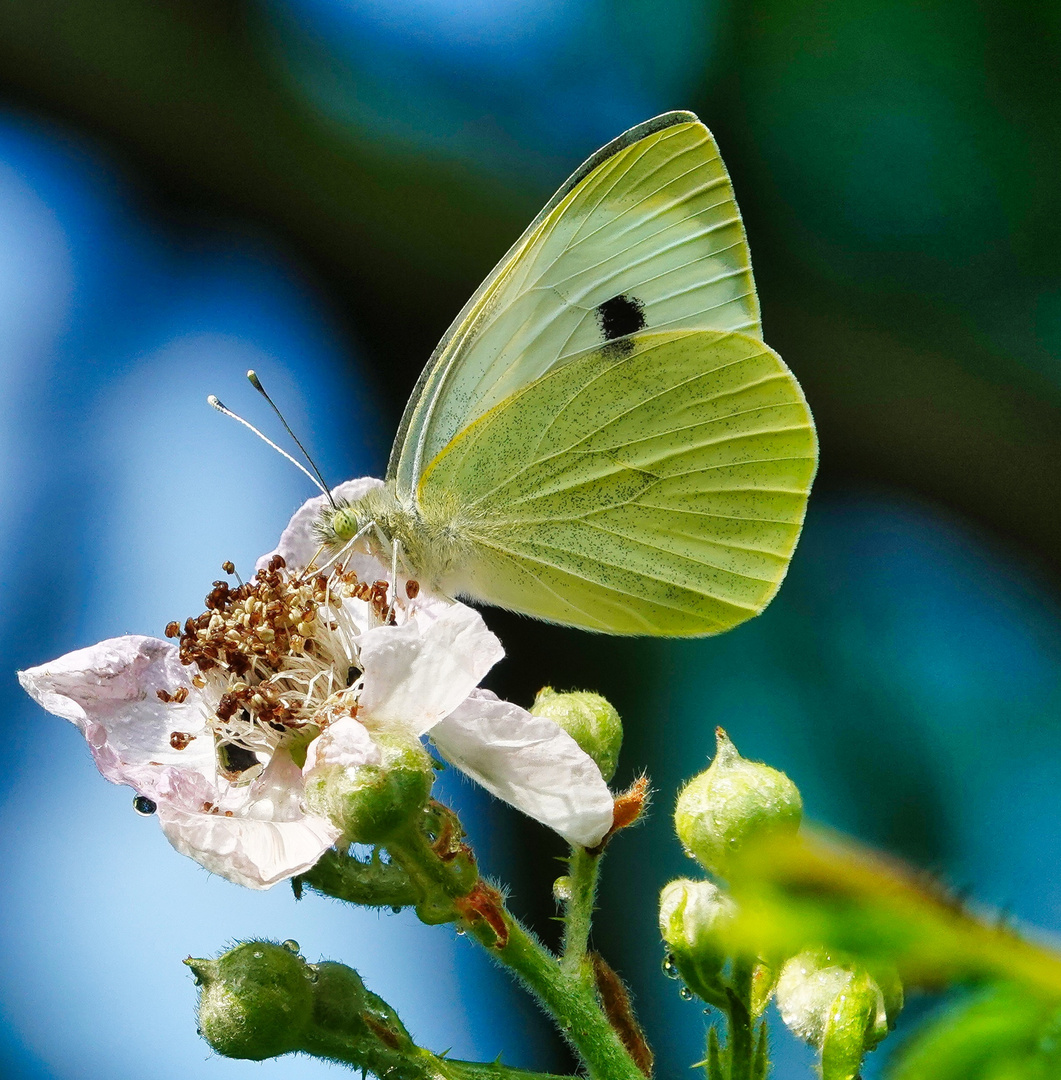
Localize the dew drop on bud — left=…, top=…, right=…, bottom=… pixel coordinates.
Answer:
left=679, top=986, right=694, bottom=1000
left=133, top=794, right=157, bottom=816
left=253, top=950, right=263, bottom=959
left=455, top=927, right=465, bottom=936
left=282, top=939, right=300, bottom=953
left=390, top=906, right=402, bottom=915
left=305, top=964, right=319, bottom=983
left=662, top=952, right=680, bottom=979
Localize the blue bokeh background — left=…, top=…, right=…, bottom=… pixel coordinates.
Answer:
left=1, top=1, right=1059, bottom=1077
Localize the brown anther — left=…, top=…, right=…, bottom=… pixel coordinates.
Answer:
left=156, top=689, right=173, bottom=703
left=289, top=634, right=305, bottom=654
left=405, top=579, right=420, bottom=599
left=216, top=694, right=239, bottom=721
left=296, top=621, right=314, bottom=636
left=170, top=731, right=194, bottom=751
left=172, top=686, right=189, bottom=704
left=165, top=621, right=180, bottom=638
left=222, top=560, right=235, bottom=574
left=192, top=674, right=205, bottom=689
left=268, top=554, right=286, bottom=571
left=201, top=801, right=214, bottom=813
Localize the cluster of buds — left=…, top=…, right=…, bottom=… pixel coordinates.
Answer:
left=660, top=729, right=902, bottom=1079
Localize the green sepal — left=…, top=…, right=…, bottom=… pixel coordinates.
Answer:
left=305, top=729, right=434, bottom=845
left=294, top=846, right=419, bottom=909
left=819, top=970, right=877, bottom=1080
left=752, top=1021, right=768, bottom=1080
left=706, top=1026, right=724, bottom=1080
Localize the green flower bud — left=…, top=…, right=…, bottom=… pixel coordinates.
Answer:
left=188, top=942, right=419, bottom=1070
left=531, top=687, right=622, bottom=782
left=306, top=728, right=434, bottom=845
left=658, top=878, right=735, bottom=1000
left=776, top=950, right=903, bottom=1080
left=673, top=728, right=801, bottom=876
left=187, top=942, right=313, bottom=1060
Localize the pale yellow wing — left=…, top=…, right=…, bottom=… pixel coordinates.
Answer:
left=390, top=112, right=761, bottom=499
left=417, top=331, right=817, bottom=636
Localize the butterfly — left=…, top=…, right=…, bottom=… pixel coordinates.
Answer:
left=322, top=111, right=818, bottom=636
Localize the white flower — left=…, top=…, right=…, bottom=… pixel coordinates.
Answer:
left=20, top=479, right=615, bottom=889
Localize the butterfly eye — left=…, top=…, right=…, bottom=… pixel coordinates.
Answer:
left=132, top=794, right=157, bottom=816
left=329, top=507, right=360, bottom=541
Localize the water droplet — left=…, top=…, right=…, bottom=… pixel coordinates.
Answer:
left=305, top=964, right=320, bottom=983
left=390, top=906, right=401, bottom=915
left=679, top=986, right=694, bottom=1001
left=196, top=1026, right=202, bottom=1037
left=455, top=927, right=465, bottom=937
left=662, top=953, right=680, bottom=979
left=253, top=950, right=263, bottom=959
left=282, top=939, right=300, bottom=953
left=132, top=794, right=157, bottom=816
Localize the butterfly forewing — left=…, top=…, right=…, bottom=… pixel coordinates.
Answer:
left=417, top=331, right=817, bottom=636
left=390, top=112, right=761, bottom=500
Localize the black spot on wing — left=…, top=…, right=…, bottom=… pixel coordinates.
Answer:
left=597, top=294, right=646, bottom=340
left=596, top=294, right=645, bottom=357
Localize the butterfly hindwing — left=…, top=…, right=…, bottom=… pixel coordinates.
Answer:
left=390, top=112, right=761, bottom=499
left=417, top=331, right=817, bottom=636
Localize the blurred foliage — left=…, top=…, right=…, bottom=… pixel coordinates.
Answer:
left=727, top=829, right=1061, bottom=998
left=889, top=986, right=1061, bottom=1080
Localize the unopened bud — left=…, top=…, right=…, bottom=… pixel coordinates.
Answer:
left=188, top=941, right=417, bottom=1068
left=776, top=950, right=902, bottom=1080
left=674, top=729, right=801, bottom=876
left=187, top=942, right=312, bottom=1060
left=659, top=878, right=735, bottom=997
left=305, top=726, right=434, bottom=845
left=531, top=687, right=622, bottom=782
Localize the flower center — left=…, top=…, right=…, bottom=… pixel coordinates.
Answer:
left=159, top=554, right=394, bottom=781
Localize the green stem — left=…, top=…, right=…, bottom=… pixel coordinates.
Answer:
left=561, top=846, right=602, bottom=976
left=443, top=1058, right=573, bottom=1080
left=469, top=911, right=646, bottom=1080
left=724, top=958, right=755, bottom=1080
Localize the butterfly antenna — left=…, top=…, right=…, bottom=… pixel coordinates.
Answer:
left=247, top=370, right=336, bottom=508
left=207, top=395, right=330, bottom=498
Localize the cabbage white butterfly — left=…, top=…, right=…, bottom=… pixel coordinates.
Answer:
left=324, top=111, right=817, bottom=636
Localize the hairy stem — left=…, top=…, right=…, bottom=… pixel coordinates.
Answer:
left=468, top=910, right=646, bottom=1080
left=561, top=846, right=602, bottom=977
left=724, top=958, right=755, bottom=1080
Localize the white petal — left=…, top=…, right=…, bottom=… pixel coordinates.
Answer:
left=257, top=477, right=387, bottom=573
left=157, top=804, right=339, bottom=890
left=303, top=715, right=381, bottom=775
left=357, top=604, right=504, bottom=735
left=430, top=690, right=614, bottom=847
left=18, top=635, right=215, bottom=804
